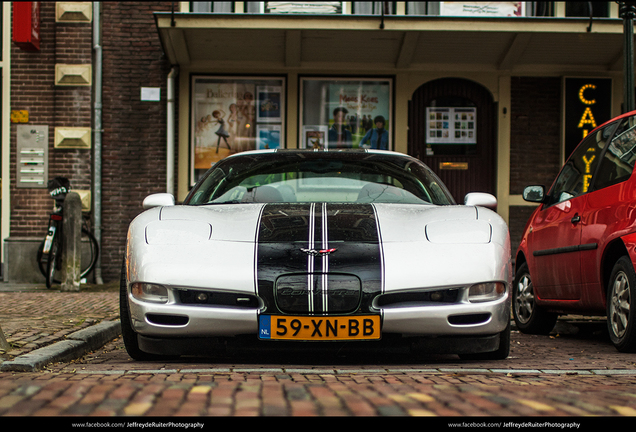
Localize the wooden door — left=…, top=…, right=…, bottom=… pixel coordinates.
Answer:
left=408, top=78, right=496, bottom=203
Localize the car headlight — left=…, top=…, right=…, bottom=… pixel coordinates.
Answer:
left=131, top=283, right=169, bottom=304
left=468, top=282, right=505, bottom=303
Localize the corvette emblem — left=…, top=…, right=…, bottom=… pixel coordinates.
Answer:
left=300, top=248, right=337, bottom=256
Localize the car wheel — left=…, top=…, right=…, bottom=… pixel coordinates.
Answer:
left=458, top=320, right=510, bottom=360
left=119, top=260, right=178, bottom=361
left=512, top=262, right=557, bottom=335
left=607, top=256, right=636, bottom=353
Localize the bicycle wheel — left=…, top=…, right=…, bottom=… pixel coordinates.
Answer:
left=45, top=236, right=60, bottom=289
left=38, top=228, right=99, bottom=283
left=80, top=227, right=99, bottom=279
left=36, top=240, right=47, bottom=277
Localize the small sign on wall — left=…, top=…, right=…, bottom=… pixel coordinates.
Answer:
left=141, top=87, right=161, bottom=101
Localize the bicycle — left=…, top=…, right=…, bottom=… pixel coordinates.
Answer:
left=36, top=177, right=99, bottom=289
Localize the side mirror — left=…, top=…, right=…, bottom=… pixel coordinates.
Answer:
left=464, top=192, right=497, bottom=210
left=143, top=193, right=175, bottom=209
left=522, top=186, right=546, bottom=203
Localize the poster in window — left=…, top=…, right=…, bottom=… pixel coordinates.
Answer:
left=256, top=86, right=282, bottom=123
left=191, top=76, right=285, bottom=181
left=303, top=125, right=328, bottom=149
left=256, top=124, right=282, bottom=149
left=426, top=107, right=476, bottom=144
left=300, top=78, right=393, bottom=150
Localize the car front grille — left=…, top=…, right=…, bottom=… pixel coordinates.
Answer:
left=275, top=274, right=361, bottom=314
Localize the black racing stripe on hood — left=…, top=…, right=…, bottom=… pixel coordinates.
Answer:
left=256, top=203, right=383, bottom=315
left=258, top=203, right=379, bottom=243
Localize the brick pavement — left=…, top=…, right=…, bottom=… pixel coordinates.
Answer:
left=0, top=283, right=119, bottom=360
left=1, top=349, right=636, bottom=418
left=1, top=283, right=636, bottom=418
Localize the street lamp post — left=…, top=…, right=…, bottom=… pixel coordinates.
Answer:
left=620, top=2, right=636, bottom=113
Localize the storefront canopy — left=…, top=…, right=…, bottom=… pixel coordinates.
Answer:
left=155, top=13, right=627, bottom=73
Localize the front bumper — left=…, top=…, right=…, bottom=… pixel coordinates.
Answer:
left=129, top=290, right=510, bottom=339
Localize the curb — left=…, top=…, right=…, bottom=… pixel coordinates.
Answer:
left=0, top=320, right=121, bottom=372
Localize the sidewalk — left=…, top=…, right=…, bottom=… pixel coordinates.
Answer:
left=0, top=281, right=121, bottom=372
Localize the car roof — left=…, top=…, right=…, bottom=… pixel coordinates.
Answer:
left=221, top=148, right=411, bottom=161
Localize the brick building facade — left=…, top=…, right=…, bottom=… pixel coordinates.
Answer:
left=7, top=2, right=172, bottom=282
left=2, top=2, right=628, bottom=283
left=99, top=1, right=173, bottom=281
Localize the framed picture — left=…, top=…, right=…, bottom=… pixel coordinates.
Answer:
left=256, top=124, right=282, bottom=149
left=302, top=125, right=328, bottom=149
left=256, top=86, right=282, bottom=123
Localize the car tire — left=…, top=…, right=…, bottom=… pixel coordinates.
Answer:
left=119, top=260, right=178, bottom=361
left=512, top=262, right=557, bottom=335
left=458, top=320, right=510, bottom=360
left=607, top=256, right=636, bottom=353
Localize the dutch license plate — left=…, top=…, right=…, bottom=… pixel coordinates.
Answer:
left=259, top=315, right=381, bottom=341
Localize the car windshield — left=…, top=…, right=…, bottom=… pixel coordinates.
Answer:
left=185, top=151, right=455, bottom=206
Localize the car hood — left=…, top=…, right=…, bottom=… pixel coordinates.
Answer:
left=128, top=203, right=510, bottom=292
left=151, top=202, right=492, bottom=242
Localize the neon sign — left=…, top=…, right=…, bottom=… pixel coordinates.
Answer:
left=577, top=84, right=597, bottom=136
left=565, top=78, right=611, bottom=158
left=582, top=153, right=596, bottom=192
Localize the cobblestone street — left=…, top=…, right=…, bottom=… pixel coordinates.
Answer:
left=2, top=285, right=636, bottom=421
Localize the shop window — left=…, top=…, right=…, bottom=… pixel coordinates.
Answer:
left=407, top=2, right=439, bottom=15
left=527, top=2, right=554, bottom=17
left=300, top=78, right=393, bottom=150
left=190, top=2, right=234, bottom=13
left=352, top=2, right=395, bottom=15
left=566, top=2, right=609, bottom=18
left=191, top=76, right=285, bottom=182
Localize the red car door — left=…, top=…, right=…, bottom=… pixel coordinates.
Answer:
left=528, top=126, right=611, bottom=300
left=579, top=115, right=636, bottom=308
left=528, top=195, right=585, bottom=300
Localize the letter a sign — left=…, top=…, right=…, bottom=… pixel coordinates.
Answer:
left=564, top=78, right=611, bottom=158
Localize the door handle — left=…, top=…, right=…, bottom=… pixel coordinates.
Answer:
left=571, top=215, right=581, bottom=224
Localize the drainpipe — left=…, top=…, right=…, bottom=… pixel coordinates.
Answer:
left=93, top=2, right=104, bottom=284
left=167, top=67, right=178, bottom=195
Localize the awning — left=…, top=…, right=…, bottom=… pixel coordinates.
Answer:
left=154, top=13, right=628, bottom=73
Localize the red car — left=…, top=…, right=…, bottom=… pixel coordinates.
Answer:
left=515, top=110, right=636, bottom=352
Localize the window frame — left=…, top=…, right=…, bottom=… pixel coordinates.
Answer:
left=545, top=117, right=626, bottom=207
left=190, top=75, right=286, bottom=184
left=298, top=76, right=394, bottom=150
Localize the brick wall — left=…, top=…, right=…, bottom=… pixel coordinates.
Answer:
left=508, top=77, right=563, bottom=255
left=510, top=77, right=562, bottom=194
left=100, top=2, right=173, bottom=281
left=10, top=2, right=174, bottom=283
left=10, top=3, right=92, bottom=238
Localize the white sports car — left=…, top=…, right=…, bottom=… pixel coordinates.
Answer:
left=121, top=150, right=512, bottom=360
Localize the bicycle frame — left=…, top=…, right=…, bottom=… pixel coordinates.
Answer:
left=41, top=211, right=63, bottom=257
left=37, top=177, right=99, bottom=288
